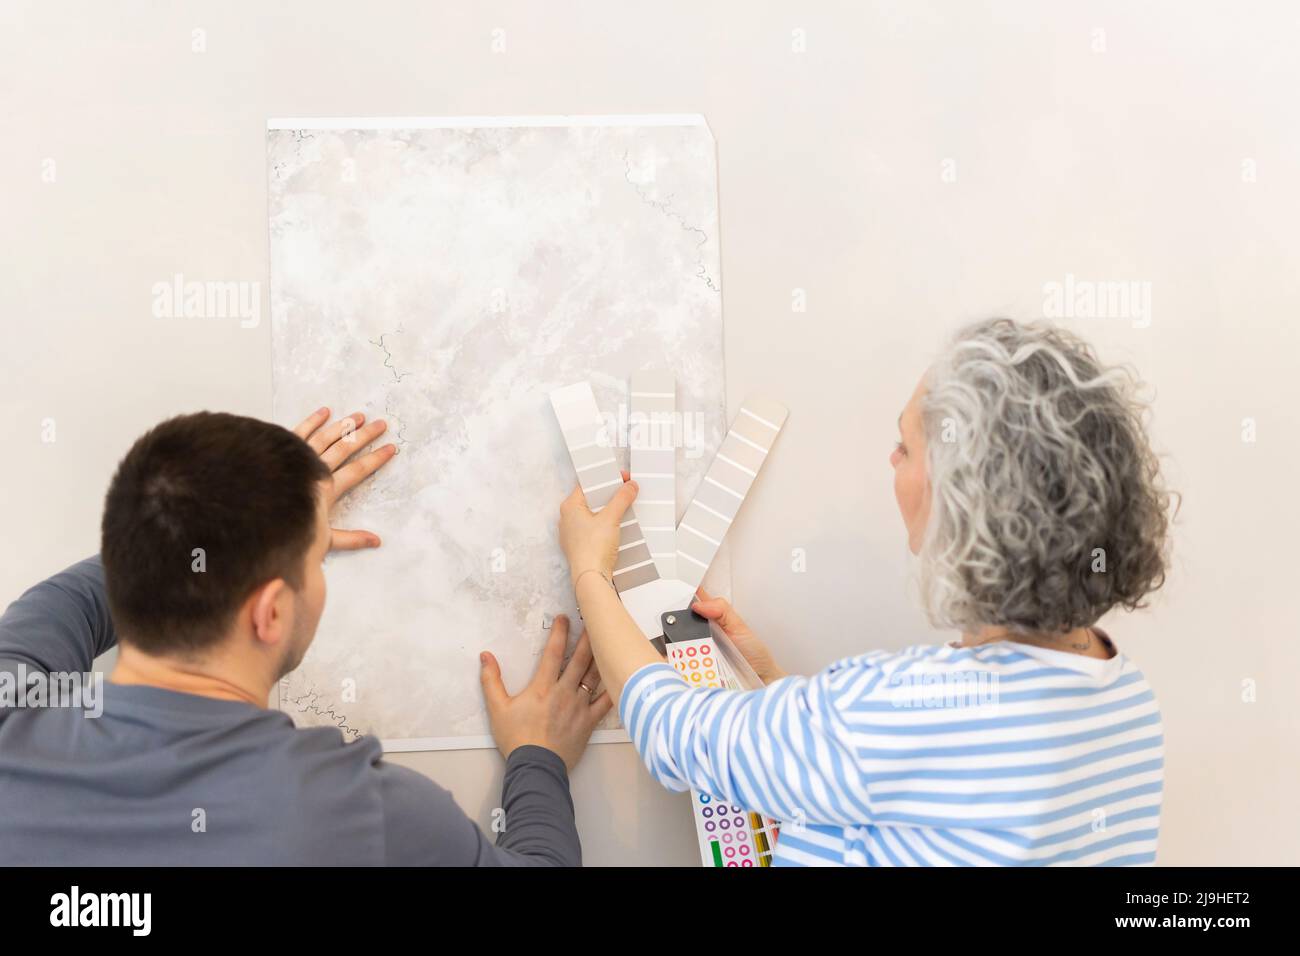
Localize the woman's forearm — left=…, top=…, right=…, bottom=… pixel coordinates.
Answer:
left=574, top=572, right=663, bottom=711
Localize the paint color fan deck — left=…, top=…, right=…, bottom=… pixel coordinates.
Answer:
left=551, top=376, right=788, bottom=867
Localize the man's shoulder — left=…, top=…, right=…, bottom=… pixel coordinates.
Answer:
left=268, top=721, right=454, bottom=816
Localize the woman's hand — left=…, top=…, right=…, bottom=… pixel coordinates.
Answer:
left=292, top=406, right=398, bottom=552
left=479, top=615, right=612, bottom=771
left=558, top=473, right=639, bottom=585
left=692, top=589, right=787, bottom=685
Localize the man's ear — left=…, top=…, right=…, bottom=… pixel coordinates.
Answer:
left=249, top=578, right=291, bottom=648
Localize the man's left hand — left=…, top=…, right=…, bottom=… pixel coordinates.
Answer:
left=292, top=406, right=398, bottom=551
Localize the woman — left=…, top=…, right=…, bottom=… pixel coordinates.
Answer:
left=559, top=318, right=1173, bottom=866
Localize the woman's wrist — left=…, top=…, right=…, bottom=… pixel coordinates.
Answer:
left=571, top=567, right=615, bottom=592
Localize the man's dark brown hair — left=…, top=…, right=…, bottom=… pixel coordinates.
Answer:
left=101, top=411, right=330, bottom=655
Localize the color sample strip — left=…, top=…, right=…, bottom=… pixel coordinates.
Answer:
left=749, top=812, right=778, bottom=867
left=666, top=636, right=723, bottom=690
left=692, top=791, right=756, bottom=868
left=671, top=636, right=759, bottom=868
left=549, top=383, right=659, bottom=593
left=629, top=371, right=677, bottom=581
left=676, top=396, right=789, bottom=588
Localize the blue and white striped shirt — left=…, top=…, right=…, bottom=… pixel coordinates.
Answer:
left=620, top=637, right=1163, bottom=866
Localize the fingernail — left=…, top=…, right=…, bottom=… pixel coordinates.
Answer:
left=479, top=652, right=488, bottom=665
left=369, top=535, right=381, bottom=547
left=317, top=406, right=328, bottom=416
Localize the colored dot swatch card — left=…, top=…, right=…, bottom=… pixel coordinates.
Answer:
left=668, top=636, right=780, bottom=867
left=665, top=636, right=726, bottom=689
left=693, top=790, right=771, bottom=867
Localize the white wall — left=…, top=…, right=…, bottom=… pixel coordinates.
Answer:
left=2, top=0, right=1296, bottom=865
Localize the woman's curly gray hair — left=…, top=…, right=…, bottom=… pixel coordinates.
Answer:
left=919, top=318, right=1173, bottom=635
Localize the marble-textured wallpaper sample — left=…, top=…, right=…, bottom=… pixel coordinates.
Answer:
left=268, top=116, right=727, bottom=749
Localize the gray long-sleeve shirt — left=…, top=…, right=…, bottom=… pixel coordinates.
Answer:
left=0, top=557, right=582, bottom=866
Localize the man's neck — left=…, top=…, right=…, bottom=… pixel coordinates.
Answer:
left=109, top=645, right=271, bottom=707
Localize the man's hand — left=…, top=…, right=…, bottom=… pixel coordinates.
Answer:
left=479, top=615, right=613, bottom=771
left=692, top=589, right=787, bottom=685
left=558, top=471, right=638, bottom=586
left=292, top=407, right=398, bottom=552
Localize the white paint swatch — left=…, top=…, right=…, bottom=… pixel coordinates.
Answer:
left=675, top=397, right=788, bottom=588
left=549, top=382, right=661, bottom=592
left=629, top=371, right=677, bottom=580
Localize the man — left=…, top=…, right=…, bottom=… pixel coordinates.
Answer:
left=0, top=407, right=610, bottom=864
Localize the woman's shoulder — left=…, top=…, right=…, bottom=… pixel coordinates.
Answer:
left=814, top=637, right=1161, bottom=715
left=821, top=637, right=1137, bottom=680
left=820, top=641, right=974, bottom=680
